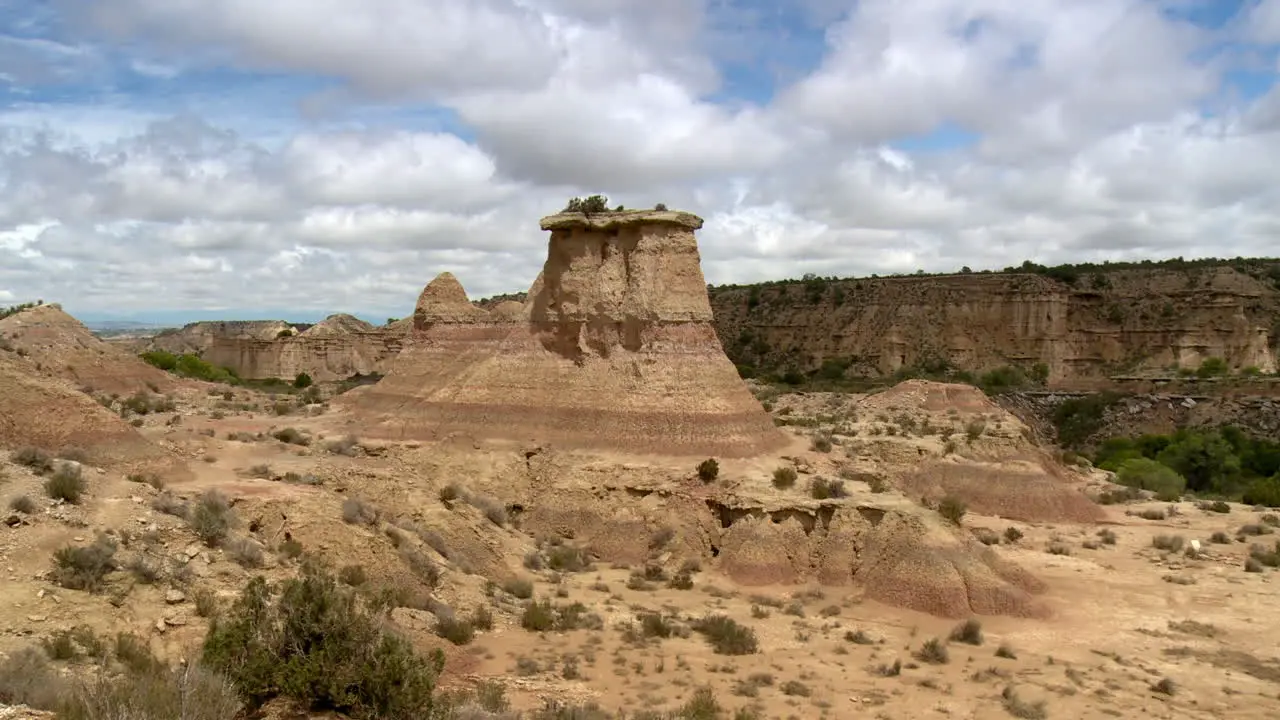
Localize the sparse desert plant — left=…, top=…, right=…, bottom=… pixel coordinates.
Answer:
left=546, top=543, right=591, bottom=572
left=937, top=495, right=967, bottom=525
left=271, top=427, right=309, bottom=446
left=9, top=494, right=37, bottom=514
left=810, top=476, right=847, bottom=500
left=697, top=458, right=719, bottom=483
left=193, top=588, right=219, bottom=617
left=1209, top=531, right=1231, bottom=544
left=151, top=490, right=189, bottom=519
left=1199, top=500, right=1231, bottom=514
left=1097, top=528, right=1117, bottom=545
left=810, top=433, right=833, bottom=453
left=974, top=527, right=1001, bottom=545
left=278, top=537, right=303, bottom=560
left=338, top=564, right=367, bottom=586
left=1245, top=556, right=1264, bottom=572
left=52, top=535, right=118, bottom=593
left=639, top=612, right=676, bottom=639
left=780, top=680, right=811, bottom=697
left=325, top=435, right=360, bottom=456
left=191, top=490, right=234, bottom=546
left=1152, top=534, right=1185, bottom=552
left=995, top=643, right=1017, bottom=659
left=949, top=619, right=984, bottom=646
left=13, top=446, right=54, bottom=474
left=965, top=420, right=986, bottom=442
left=1137, top=507, right=1167, bottom=520
left=341, top=496, right=380, bottom=526
left=1239, top=523, right=1273, bottom=536
left=470, top=604, right=494, bottom=632
left=503, top=577, right=535, bottom=599
left=435, top=613, right=475, bottom=646
left=400, top=548, right=441, bottom=587
left=1002, top=685, right=1048, bottom=719
left=692, top=615, right=758, bottom=655
left=44, top=463, right=87, bottom=503
left=1151, top=677, right=1177, bottom=695
left=915, top=637, right=950, bottom=664
left=226, top=536, right=264, bottom=568
left=127, top=472, right=165, bottom=490
left=125, top=554, right=163, bottom=584
left=1261, top=513, right=1280, bottom=526
left=772, top=466, right=798, bottom=490
left=1046, top=542, right=1072, bottom=556
left=1004, top=526, right=1024, bottom=543
left=875, top=659, right=903, bottom=677
left=668, top=571, right=694, bottom=590
left=868, top=476, right=889, bottom=493
left=521, top=600, right=557, bottom=632
left=845, top=629, right=875, bottom=645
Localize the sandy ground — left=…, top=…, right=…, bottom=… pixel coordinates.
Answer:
left=2, top=385, right=1279, bottom=719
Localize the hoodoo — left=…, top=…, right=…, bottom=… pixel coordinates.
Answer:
left=347, top=209, right=787, bottom=457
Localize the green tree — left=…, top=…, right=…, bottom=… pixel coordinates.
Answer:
left=1196, top=357, right=1229, bottom=378
left=293, top=372, right=313, bottom=389
left=1156, top=431, right=1241, bottom=495
left=1115, top=458, right=1186, bottom=501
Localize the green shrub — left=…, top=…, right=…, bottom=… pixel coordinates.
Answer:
left=1244, top=477, right=1280, bottom=508
left=692, top=615, right=758, bottom=655
left=435, top=614, right=475, bottom=646
left=44, top=463, right=87, bottom=503
left=201, top=559, right=443, bottom=718
left=697, top=458, right=719, bottom=483
left=1115, top=458, right=1186, bottom=501
left=545, top=544, right=590, bottom=572
left=338, top=564, right=367, bottom=586
left=52, top=535, right=118, bottom=593
left=271, top=427, right=309, bottom=446
left=1004, top=527, right=1024, bottom=543
left=293, top=372, right=313, bottom=389
left=503, top=577, right=535, bottom=599
left=915, top=637, right=950, bottom=664
left=772, top=466, right=798, bottom=490
left=191, top=490, right=234, bottom=546
left=810, top=477, right=847, bottom=500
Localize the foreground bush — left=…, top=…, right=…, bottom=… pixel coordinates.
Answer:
left=1115, top=458, right=1186, bottom=501
left=45, top=463, right=87, bottom=503
left=692, top=615, right=758, bottom=655
left=202, top=559, right=443, bottom=719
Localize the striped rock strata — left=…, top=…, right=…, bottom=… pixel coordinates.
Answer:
left=348, top=210, right=787, bottom=457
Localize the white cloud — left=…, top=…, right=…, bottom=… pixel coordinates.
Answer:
left=1, top=0, right=1278, bottom=322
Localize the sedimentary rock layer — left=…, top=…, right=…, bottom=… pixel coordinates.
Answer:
left=712, top=264, right=1280, bottom=381
left=349, top=210, right=787, bottom=458
left=204, top=332, right=404, bottom=382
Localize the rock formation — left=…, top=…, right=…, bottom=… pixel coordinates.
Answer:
left=147, top=320, right=295, bottom=356
left=347, top=209, right=787, bottom=457
left=203, top=331, right=404, bottom=383
left=712, top=264, right=1280, bottom=382
left=300, top=313, right=375, bottom=337
left=0, top=304, right=175, bottom=395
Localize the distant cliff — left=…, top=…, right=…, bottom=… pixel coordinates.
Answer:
left=709, top=260, right=1280, bottom=384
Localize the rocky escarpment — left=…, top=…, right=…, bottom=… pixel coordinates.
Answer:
left=203, top=331, right=405, bottom=383
left=500, top=448, right=1048, bottom=619
left=712, top=263, right=1280, bottom=383
left=346, top=210, right=787, bottom=457
left=147, top=320, right=297, bottom=356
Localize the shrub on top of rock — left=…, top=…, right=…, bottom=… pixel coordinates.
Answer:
left=562, top=195, right=610, bottom=214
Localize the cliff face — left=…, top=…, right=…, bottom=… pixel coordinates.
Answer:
left=149, top=320, right=295, bottom=356
left=203, top=332, right=405, bottom=382
left=711, top=264, right=1280, bottom=382
left=347, top=210, right=787, bottom=457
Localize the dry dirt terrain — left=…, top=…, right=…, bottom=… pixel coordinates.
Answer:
left=2, top=377, right=1279, bottom=719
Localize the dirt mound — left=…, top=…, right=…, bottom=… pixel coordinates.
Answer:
left=299, top=313, right=374, bottom=337
left=347, top=210, right=786, bottom=458
left=825, top=380, right=1105, bottom=523
left=0, top=305, right=176, bottom=395
left=0, top=352, right=187, bottom=477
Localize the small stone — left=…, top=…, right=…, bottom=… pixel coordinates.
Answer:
left=26, top=615, right=45, bottom=623
left=155, top=619, right=167, bottom=634
left=36, top=589, right=44, bottom=599
left=164, top=589, right=186, bottom=605
left=164, top=614, right=187, bottom=627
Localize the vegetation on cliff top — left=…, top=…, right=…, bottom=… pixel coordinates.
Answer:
left=0, top=300, right=44, bottom=321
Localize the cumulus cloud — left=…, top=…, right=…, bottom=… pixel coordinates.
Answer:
left=0, top=0, right=1278, bottom=322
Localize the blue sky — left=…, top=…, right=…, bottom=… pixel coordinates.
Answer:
left=2, top=0, right=1279, bottom=324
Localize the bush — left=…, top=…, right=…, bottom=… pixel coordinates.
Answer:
left=52, top=535, right=118, bottom=593
left=12, top=446, right=54, bottom=474
left=692, top=615, right=758, bottom=655
left=772, top=466, right=797, bottom=490
left=191, top=490, right=234, bottom=546
left=1244, top=477, right=1280, bottom=508
left=293, top=372, right=313, bottom=389
left=915, top=637, right=950, bottom=664
left=44, top=463, right=87, bottom=503
left=697, top=458, right=719, bottom=483
left=227, top=536, right=264, bottom=568
left=435, top=614, right=475, bottom=646
left=1001, top=685, right=1047, bottom=719
left=503, top=577, right=535, bottom=599
left=938, top=496, right=967, bottom=525
left=1116, top=458, right=1186, bottom=501
left=339, top=564, right=367, bottom=586
left=546, top=544, right=590, bottom=572
left=521, top=599, right=556, bottom=632
left=1152, top=534, right=1185, bottom=552
left=949, top=619, right=984, bottom=646
left=202, top=559, right=444, bottom=718
left=9, top=494, right=37, bottom=514
left=342, top=497, right=380, bottom=526
left=1004, top=526, right=1024, bottom=543
left=810, top=433, right=833, bottom=453
left=271, top=427, right=309, bottom=446
left=563, top=194, right=609, bottom=213
left=810, top=477, right=847, bottom=500
left=151, top=491, right=189, bottom=519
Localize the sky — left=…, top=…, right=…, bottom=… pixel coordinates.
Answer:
left=2, top=0, right=1280, bottom=324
